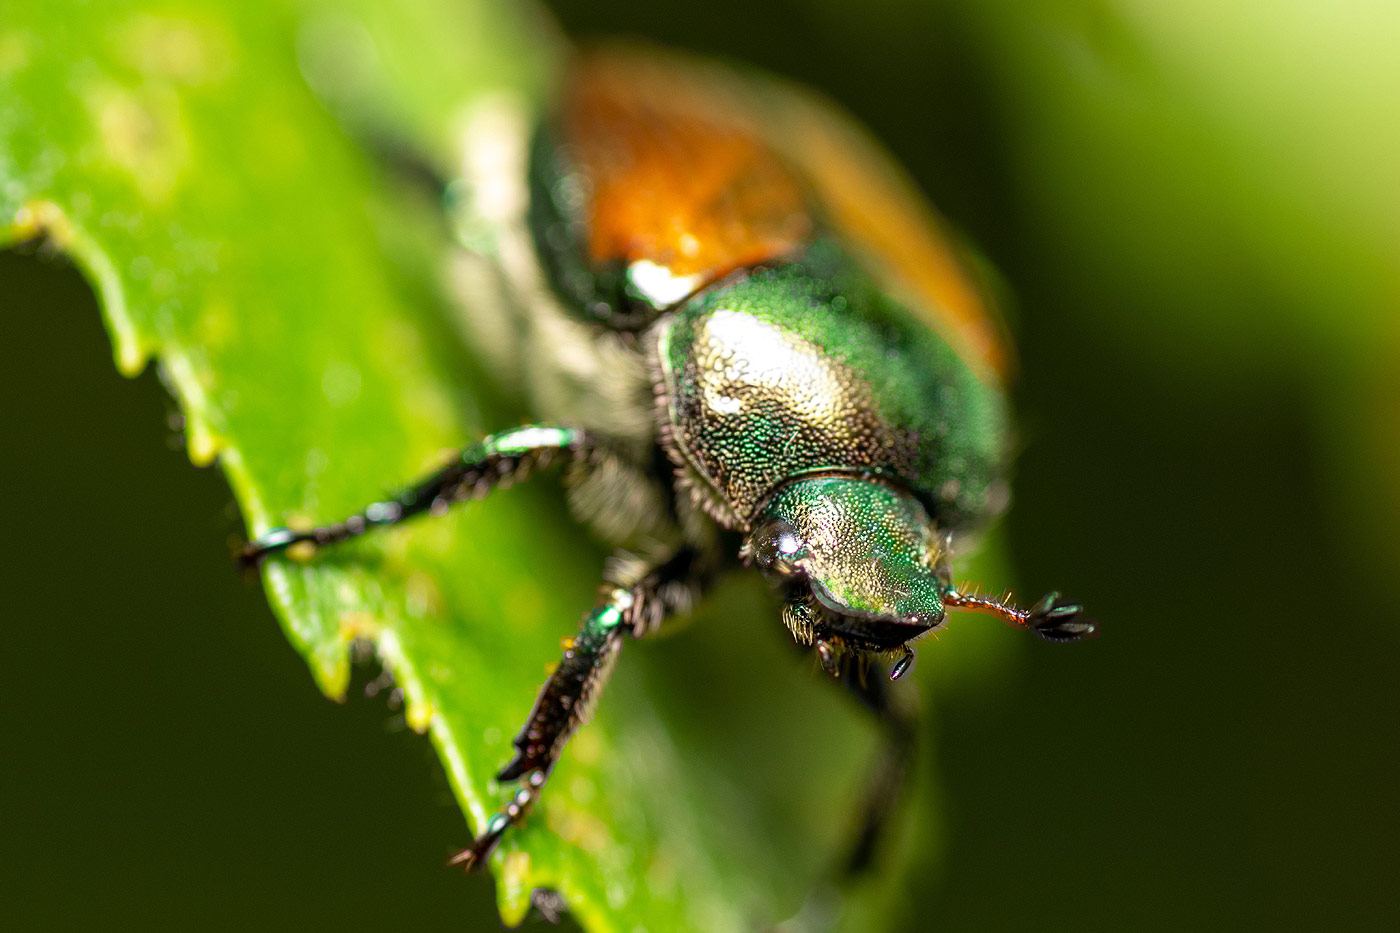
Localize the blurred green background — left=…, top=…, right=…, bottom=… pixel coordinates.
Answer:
left=3, top=1, right=1397, bottom=930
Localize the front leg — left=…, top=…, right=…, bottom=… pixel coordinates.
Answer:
left=943, top=587, right=1097, bottom=642
left=449, top=549, right=704, bottom=871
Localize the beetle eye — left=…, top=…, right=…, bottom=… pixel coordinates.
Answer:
left=749, top=519, right=807, bottom=580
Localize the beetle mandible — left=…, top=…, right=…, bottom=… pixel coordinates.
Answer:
left=241, top=43, right=1096, bottom=873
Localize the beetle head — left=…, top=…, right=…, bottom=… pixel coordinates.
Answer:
left=745, top=475, right=948, bottom=671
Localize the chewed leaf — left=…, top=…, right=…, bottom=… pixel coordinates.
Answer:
left=1, top=1, right=1012, bottom=928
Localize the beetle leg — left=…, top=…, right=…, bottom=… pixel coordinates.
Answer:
left=942, top=587, right=1098, bottom=642
left=238, top=425, right=602, bottom=568
left=449, top=548, right=706, bottom=872
left=447, top=592, right=627, bottom=872
left=836, top=657, right=918, bottom=877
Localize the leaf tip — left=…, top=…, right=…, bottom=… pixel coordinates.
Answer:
left=115, top=340, right=149, bottom=377
left=312, top=647, right=352, bottom=703
left=498, top=850, right=534, bottom=927
left=186, top=417, right=221, bottom=466
left=11, top=199, right=69, bottom=246
left=405, top=698, right=435, bottom=734
left=8, top=199, right=153, bottom=376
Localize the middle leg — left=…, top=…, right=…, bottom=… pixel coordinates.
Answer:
left=835, top=657, right=919, bottom=878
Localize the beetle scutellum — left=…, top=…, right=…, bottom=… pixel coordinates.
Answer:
left=242, top=44, right=1095, bottom=876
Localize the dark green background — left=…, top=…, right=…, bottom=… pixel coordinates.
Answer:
left=4, top=1, right=1396, bottom=930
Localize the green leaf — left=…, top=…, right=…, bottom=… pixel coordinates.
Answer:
left=1, top=1, right=1013, bottom=928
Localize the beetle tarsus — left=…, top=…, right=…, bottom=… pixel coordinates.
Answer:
left=446, top=822, right=503, bottom=873
left=530, top=888, right=568, bottom=925
left=889, top=646, right=916, bottom=681
left=1026, top=591, right=1098, bottom=642
left=448, top=775, right=544, bottom=873
left=237, top=524, right=359, bottom=570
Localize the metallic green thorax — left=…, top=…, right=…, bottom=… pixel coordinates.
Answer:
left=656, top=239, right=1008, bottom=532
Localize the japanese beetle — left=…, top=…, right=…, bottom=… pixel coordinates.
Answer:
left=242, top=43, right=1095, bottom=876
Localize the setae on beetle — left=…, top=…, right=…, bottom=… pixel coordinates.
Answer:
left=241, top=43, right=1095, bottom=875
